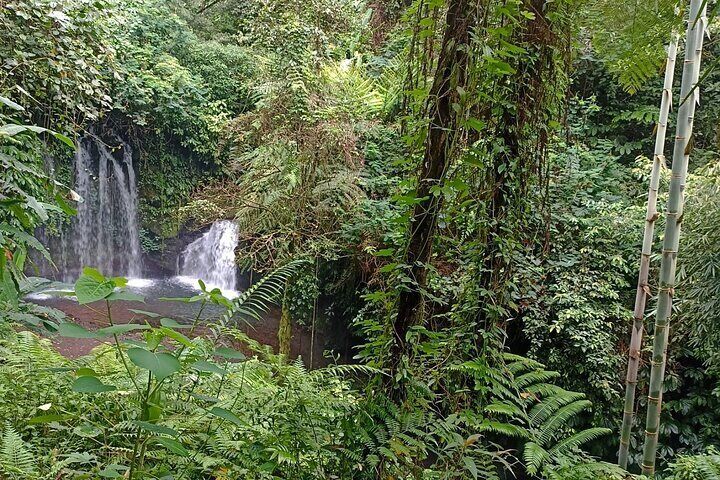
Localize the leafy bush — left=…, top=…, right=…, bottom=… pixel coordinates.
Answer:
left=667, top=447, right=720, bottom=480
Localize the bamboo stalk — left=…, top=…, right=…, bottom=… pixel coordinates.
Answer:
left=618, top=35, right=678, bottom=470
left=641, top=0, right=707, bottom=475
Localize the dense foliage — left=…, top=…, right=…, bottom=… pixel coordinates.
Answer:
left=1, top=0, right=719, bottom=478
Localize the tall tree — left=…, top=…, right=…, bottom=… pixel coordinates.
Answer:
left=476, top=0, right=569, bottom=329
left=392, top=0, right=474, bottom=371
left=641, top=0, right=707, bottom=474
left=618, top=34, right=678, bottom=469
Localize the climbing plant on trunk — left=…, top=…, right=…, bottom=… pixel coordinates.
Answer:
left=392, top=0, right=474, bottom=376
left=641, top=0, right=707, bottom=475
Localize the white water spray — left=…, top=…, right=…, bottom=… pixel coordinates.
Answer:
left=61, top=136, right=142, bottom=280
left=178, top=220, right=239, bottom=293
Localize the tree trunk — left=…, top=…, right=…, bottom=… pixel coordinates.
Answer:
left=279, top=287, right=292, bottom=357
left=618, top=34, right=678, bottom=470
left=391, top=0, right=474, bottom=372
left=477, top=0, right=562, bottom=329
left=641, top=0, right=706, bottom=474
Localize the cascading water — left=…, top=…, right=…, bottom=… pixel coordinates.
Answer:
left=55, top=135, right=142, bottom=280
left=178, top=220, right=239, bottom=293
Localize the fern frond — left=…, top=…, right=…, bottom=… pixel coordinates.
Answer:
left=523, top=441, right=550, bottom=475
left=529, top=392, right=586, bottom=425
left=537, top=400, right=593, bottom=446
left=484, top=401, right=525, bottom=419
left=515, top=369, right=561, bottom=389
left=220, top=260, right=307, bottom=326
left=0, top=424, right=37, bottom=479
left=548, top=427, right=611, bottom=458
left=476, top=421, right=528, bottom=439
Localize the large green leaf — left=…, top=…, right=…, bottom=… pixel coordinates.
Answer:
left=159, top=317, right=191, bottom=329
left=57, top=323, right=97, bottom=339
left=152, top=437, right=188, bottom=456
left=209, top=407, right=245, bottom=427
left=132, top=421, right=178, bottom=437
left=95, top=324, right=150, bottom=337
left=0, top=96, right=24, bottom=110
left=127, top=348, right=181, bottom=380
left=190, top=360, right=227, bottom=375
left=0, top=123, right=74, bottom=148
left=157, top=327, right=192, bottom=347
left=74, top=273, right=114, bottom=304
left=72, top=376, right=116, bottom=393
left=82, top=267, right=105, bottom=282
left=214, top=347, right=246, bottom=360
left=28, top=414, right=73, bottom=424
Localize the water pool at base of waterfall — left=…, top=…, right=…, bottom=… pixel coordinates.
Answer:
left=24, top=276, right=327, bottom=364
left=129, top=276, right=240, bottom=300
left=27, top=277, right=234, bottom=321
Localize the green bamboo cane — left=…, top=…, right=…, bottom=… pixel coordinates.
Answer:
left=641, top=0, right=707, bottom=475
left=618, top=33, right=678, bottom=470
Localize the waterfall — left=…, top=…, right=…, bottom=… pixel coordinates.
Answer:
left=58, top=135, right=142, bottom=280
left=178, top=220, right=239, bottom=292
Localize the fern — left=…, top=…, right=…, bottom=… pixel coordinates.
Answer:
left=218, top=260, right=306, bottom=326
left=493, top=353, right=612, bottom=476
left=584, top=0, right=683, bottom=93
left=524, top=441, right=551, bottom=475
left=0, top=424, right=37, bottom=479
left=548, top=427, right=612, bottom=458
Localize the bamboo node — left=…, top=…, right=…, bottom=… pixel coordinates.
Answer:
left=648, top=395, right=660, bottom=401
left=644, top=430, right=659, bottom=436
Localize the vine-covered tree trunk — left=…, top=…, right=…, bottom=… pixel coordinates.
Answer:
left=618, top=34, right=678, bottom=469
left=477, top=0, right=565, bottom=329
left=279, top=288, right=292, bottom=357
left=391, top=0, right=473, bottom=372
left=641, top=0, right=707, bottom=474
